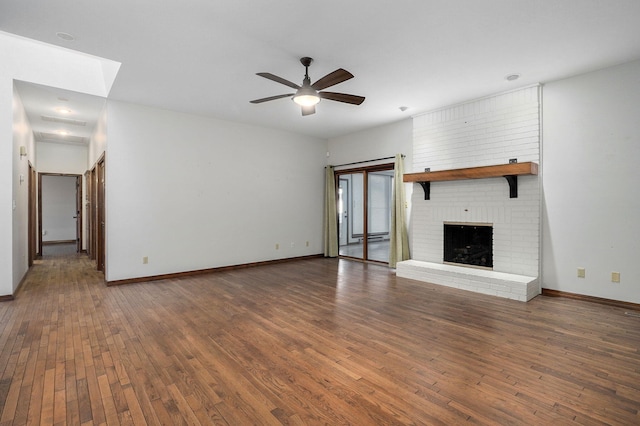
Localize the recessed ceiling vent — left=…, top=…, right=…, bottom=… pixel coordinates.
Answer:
left=35, top=132, right=88, bottom=145
left=41, top=115, right=87, bottom=126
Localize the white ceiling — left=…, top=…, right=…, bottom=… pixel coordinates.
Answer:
left=14, top=81, right=106, bottom=146
left=3, top=1, right=640, bottom=141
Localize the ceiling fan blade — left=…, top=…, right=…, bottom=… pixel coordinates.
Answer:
left=301, top=105, right=316, bottom=116
left=319, top=92, right=365, bottom=105
left=256, top=73, right=300, bottom=89
left=311, top=69, right=354, bottom=90
left=250, top=94, right=294, bottom=104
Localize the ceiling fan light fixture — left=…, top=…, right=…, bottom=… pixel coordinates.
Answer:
left=293, top=94, right=320, bottom=107
left=293, top=87, right=320, bottom=107
left=251, top=56, right=364, bottom=115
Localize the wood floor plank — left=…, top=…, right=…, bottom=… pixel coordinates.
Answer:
left=2, top=250, right=640, bottom=425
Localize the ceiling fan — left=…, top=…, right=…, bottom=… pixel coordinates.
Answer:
left=250, top=57, right=365, bottom=116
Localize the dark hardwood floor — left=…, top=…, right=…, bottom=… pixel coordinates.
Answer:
left=1, top=250, right=639, bottom=425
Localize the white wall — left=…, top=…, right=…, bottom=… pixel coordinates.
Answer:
left=327, top=119, right=413, bottom=168
left=412, top=86, right=541, bottom=171
left=37, top=142, right=89, bottom=174
left=105, top=100, right=327, bottom=281
left=11, top=85, right=35, bottom=290
left=41, top=175, right=77, bottom=242
left=89, top=105, right=108, bottom=167
left=1, top=32, right=119, bottom=296
left=86, top=105, right=108, bottom=253
left=542, top=59, right=640, bottom=304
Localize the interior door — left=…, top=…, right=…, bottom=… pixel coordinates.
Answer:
left=38, top=173, right=82, bottom=254
left=28, top=163, right=37, bottom=265
left=88, top=167, right=95, bottom=259
left=75, top=175, right=82, bottom=252
left=97, top=156, right=106, bottom=272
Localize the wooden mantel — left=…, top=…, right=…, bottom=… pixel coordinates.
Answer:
left=403, top=162, right=538, bottom=200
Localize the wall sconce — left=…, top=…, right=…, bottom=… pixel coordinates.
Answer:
left=19, top=146, right=27, bottom=157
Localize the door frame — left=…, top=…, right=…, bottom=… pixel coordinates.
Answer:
left=334, top=162, right=394, bottom=263
left=28, top=162, right=37, bottom=264
left=87, top=167, right=97, bottom=260
left=96, top=154, right=106, bottom=272
left=75, top=175, right=83, bottom=252
left=38, top=172, right=83, bottom=255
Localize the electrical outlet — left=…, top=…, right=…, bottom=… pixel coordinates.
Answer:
left=275, top=243, right=279, bottom=250
left=612, top=272, right=620, bottom=283
left=291, top=242, right=295, bottom=248
left=577, top=268, right=585, bottom=278
left=306, top=241, right=309, bottom=247
left=142, top=256, right=148, bottom=264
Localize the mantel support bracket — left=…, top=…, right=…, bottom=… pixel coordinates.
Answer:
left=416, top=176, right=518, bottom=200
left=504, top=175, right=518, bottom=198
left=418, top=182, right=430, bottom=200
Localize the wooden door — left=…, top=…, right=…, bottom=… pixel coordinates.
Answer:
left=37, top=173, right=42, bottom=256
left=96, top=155, right=106, bottom=272
left=87, top=168, right=95, bottom=259
left=28, top=163, right=37, bottom=265
left=75, top=175, right=83, bottom=252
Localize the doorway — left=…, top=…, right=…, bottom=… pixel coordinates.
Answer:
left=38, top=173, right=83, bottom=256
left=335, top=163, right=394, bottom=263
left=96, top=155, right=106, bottom=272
left=85, top=155, right=105, bottom=272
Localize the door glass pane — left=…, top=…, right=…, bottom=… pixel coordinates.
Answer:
left=367, top=171, right=393, bottom=262
left=338, top=173, right=364, bottom=259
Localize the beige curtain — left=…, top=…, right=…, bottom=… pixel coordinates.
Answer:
left=323, top=166, right=338, bottom=257
left=389, top=154, right=410, bottom=267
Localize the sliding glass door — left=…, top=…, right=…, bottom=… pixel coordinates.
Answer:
left=367, top=170, right=393, bottom=262
left=336, top=164, right=393, bottom=263
left=338, top=173, right=364, bottom=259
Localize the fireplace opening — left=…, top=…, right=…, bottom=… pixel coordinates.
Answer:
left=443, top=223, right=493, bottom=269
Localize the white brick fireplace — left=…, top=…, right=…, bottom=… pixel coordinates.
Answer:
left=397, top=86, right=541, bottom=301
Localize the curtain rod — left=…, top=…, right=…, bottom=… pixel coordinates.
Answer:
left=331, top=154, right=405, bottom=168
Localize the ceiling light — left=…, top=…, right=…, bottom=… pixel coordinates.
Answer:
left=56, top=108, right=72, bottom=114
left=505, top=73, right=521, bottom=82
left=399, top=106, right=409, bottom=112
left=58, top=130, right=69, bottom=136
left=56, top=32, right=75, bottom=41
left=292, top=86, right=320, bottom=107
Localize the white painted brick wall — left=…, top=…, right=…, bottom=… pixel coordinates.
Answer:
left=413, top=85, right=540, bottom=171
left=410, top=85, right=541, bottom=281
